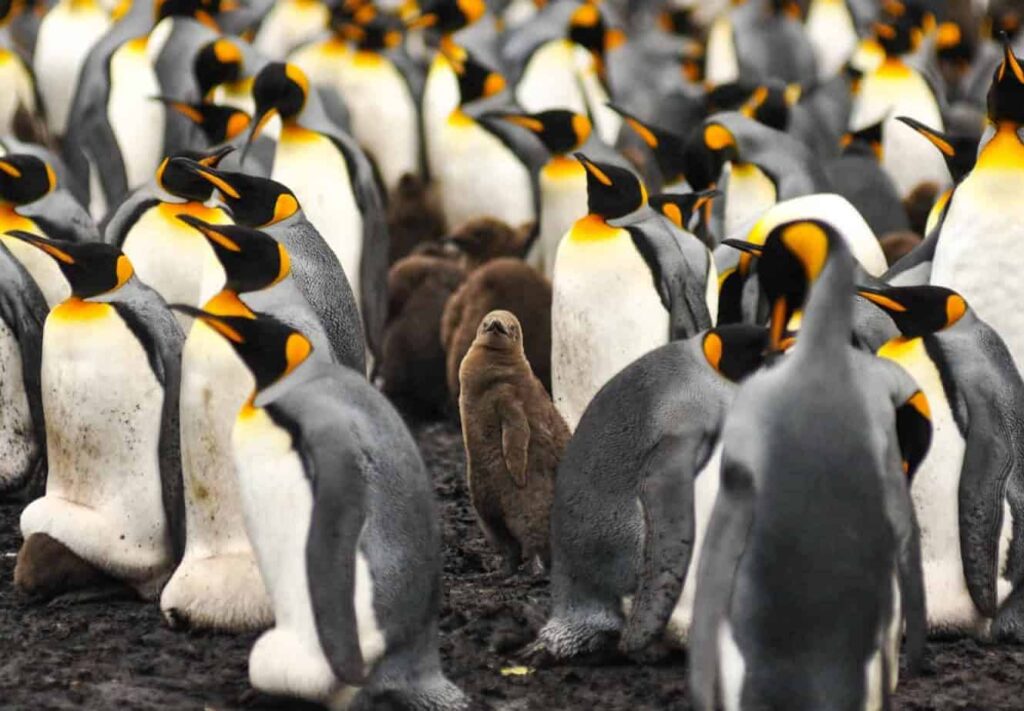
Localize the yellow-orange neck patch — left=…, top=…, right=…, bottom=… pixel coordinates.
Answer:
left=51, top=297, right=112, bottom=322
left=568, top=214, right=620, bottom=242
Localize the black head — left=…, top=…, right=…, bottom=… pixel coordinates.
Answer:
left=896, top=390, right=931, bottom=481
left=568, top=2, right=608, bottom=57
left=170, top=158, right=300, bottom=227
left=658, top=6, right=698, bottom=36
left=609, top=104, right=689, bottom=184
left=340, top=12, right=404, bottom=51
left=857, top=284, right=968, bottom=338
left=701, top=325, right=769, bottom=382
left=177, top=215, right=290, bottom=294
left=5, top=230, right=133, bottom=299
left=169, top=305, right=313, bottom=391
left=451, top=52, right=505, bottom=105
left=575, top=153, right=646, bottom=219
left=155, top=0, right=224, bottom=24
left=649, top=189, right=720, bottom=231
left=194, top=38, right=244, bottom=98
left=990, top=5, right=1024, bottom=41
left=739, top=83, right=796, bottom=132
left=158, top=98, right=252, bottom=144
left=873, top=8, right=923, bottom=56
left=157, top=145, right=234, bottom=201
left=724, top=219, right=836, bottom=351
left=988, top=37, right=1024, bottom=124
left=935, top=21, right=976, bottom=66
left=895, top=116, right=977, bottom=181
left=405, top=0, right=485, bottom=34
left=0, top=154, right=56, bottom=205
left=702, top=121, right=739, bottom=164
left=250, top=62, right=309, bottom=137
left=840, top=120, right=884, bottom=161
left=475, top=309, right=524, bottom=352
left=486, top=110, right=591, bottom=154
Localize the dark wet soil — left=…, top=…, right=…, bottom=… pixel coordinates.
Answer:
left=2, top=416, right=1023, bottom=710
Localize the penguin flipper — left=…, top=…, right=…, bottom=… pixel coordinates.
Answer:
left=100, top=193, right=159, bottom=247
left=688, top=459, right=755, bottom=711
left=300, top=421, right=369, bottom=685
left=501, top=400, right=530, bottom=487
left=619, top=433, right=706, bottom=654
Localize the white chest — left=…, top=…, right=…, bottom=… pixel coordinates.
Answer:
left=0, top=50, right=35, bottom=137
left=536, top=168, right=587, bottom=278
left=705, top=17, right=738, bottom=86
left=0, top=315, right=39, bottom=489
left=804, top=0, right=856, bottom=80
left=516, top=40, right=588, bottom=117
left=108, top=38, right=165, bottom=191
left=422, top=56, right=460, bottom=181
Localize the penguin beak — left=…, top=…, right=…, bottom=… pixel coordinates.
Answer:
left=608, top=103, right=659, bottom=149
left=482, top=112, right=543, bottom=133
left=170, top=304, right=246, bottom=343
left=484, top=320, right=509, bottom=336
left=895, top=116, right=955, bottom=157
left=152, top=96, right=205, bottom=125
left=243, top=106, right=277, bottom=164
left=4, top=229, right=75, bottom=264
left=199, top=145, right=236, bottom=168
left=721, top=239, right=764, bottom=256
left=856, top=287, right=907, bottom=313
left=0, top=159, right=20, bottom=178
left=173, top=159, right=241, bottom=199
left=175, top=214, right=242, bottom=253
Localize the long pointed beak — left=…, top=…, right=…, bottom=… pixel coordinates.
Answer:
left=721, top=238, right=764, bottom=256
left=895, top=116, right=955, bottom=157
left=769, top=296, right=788, bottom=352
left=199, top=145, right=236, bottom=167
left=4, top=229, right=75, bottom=264
left=169, top=303, right=245, bottom=343
left=242, top=106, right=277, bottom=165
left=172, top=158, right=240, bottom=199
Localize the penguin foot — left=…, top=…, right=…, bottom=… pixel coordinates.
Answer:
left=520, top=623, right=621, bottom=667
left=14, top=533, right=122, bottom=603
left=45, top=582, right=137, bottom=607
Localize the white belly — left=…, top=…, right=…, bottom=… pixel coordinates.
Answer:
left=724, top=162, right=777, bottom=239
left=536, top=168, right=588, bottom=279
left=0, top=50, right=36, bottom=137
left=667, top=442, right=723, bottom=643
left=273, top=131, right=364, bottom=313
left=437, top=117, right=534, bottom=230
left=931, top=171, right=1024, bottom=377
left=552, top=230, right=670, bottom=430
left=254, top=0, right=329, bottom=60
left=717, top=619, right=745, bottom=711
left=516, top=40, right=588, bottom=117
left=108, top=38, right=165, bottom=192
left=34, top=1, right=111, bottom=136
left=121, top=203, right=231, bottom=327
left=0, top=316, right=39, bottom=490
left=161, top=321, right=272, bottom=630
left=805, top=0, right=857, bottom=80
left=234, top=407, right=384, bottom=704
left=705, top=17, right=739, bottom=86
left=21, top=303, right=171, bottom=597
left=422, top=55, right=459, bottom=184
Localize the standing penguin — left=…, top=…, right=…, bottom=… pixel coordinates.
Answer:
left=929, top=42, right=1024, bottom=377
left=244, top=61, right=388, bottom=366
left=551, top=153, right=714, bottom=430
left=172, top=158, right=368, bottom=372
left=858, top=284, right=1024, bottom=642
left=689, top=220, right=927, bottom=710
left=0, top=243, right=47, bottom=497
left=10, top=233, right=184, bottom=601
left=171, top=307, right=467, bottom=709
left=103, top=146, right=234, bottom=326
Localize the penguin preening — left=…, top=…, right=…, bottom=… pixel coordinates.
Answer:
left=10, top=233, right=184, bottom=601
left=171, top=306, right=466, bottom=709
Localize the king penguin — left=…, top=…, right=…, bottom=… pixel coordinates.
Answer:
left=170, top=306, right=467, bottom=709
left=551, top=153, right=715, bottom=431
left=244, top=61, right=388, bottom=366
left=10, top=232, right=184, bottom=601
left=0, top=0, right=41, bottom=142
left=689, top=219, right=928, bottom=710
left=859, top=284, right=1024, bottom=642
left=103, top=146, right=234, bottom=326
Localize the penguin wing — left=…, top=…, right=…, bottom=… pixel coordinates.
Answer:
left=100, top=192, right=160, bottom=247
left=688, top=456, right=756, bottom=711
left=21, top=192, right=101, bottom=244
left=938, top=323, right=1024, bottom=615
left=500, top=398, right=531, bottom=487
left=288, top=396, right=369, bottom=685
left=620, top=426, right=718, bottom=654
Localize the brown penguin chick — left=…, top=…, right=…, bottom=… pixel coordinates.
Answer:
left=380, top=253, right=467, bottom=415
left=442, top=258, right=552, bottom=405
left=458, top=310, right=570, bottom=573
left=15, top=533, right=126, bottom=601
left=903, top=182, right=939, bottom=236
left=387, top=174, right=447, bottom=265
left=879, top=230, right=923, bottom=265
left=444, top=217, right=535, bottom=271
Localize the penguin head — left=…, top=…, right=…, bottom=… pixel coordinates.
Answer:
left=0, top=154, right=56, bottom=205
left=702, top=120, right=740, bottom=164
left=609, top=104, right=689, bottom=185
left=169, top=157, right=300, bottom=227
left=177, top=215, right=291, bottom=293
left=5, top=231, right=133, bottom=299
left=658, top=6, right=698, bottom=36
left=340, top=13, right=404, bottom=51
left=169, top=306, right=313, bottom=391
left=484, top=110, right=591, bottom=155
left=450, top=51, right=505, bottom=105
left=987, top=38, right=1024, bottom=124
left=700, top=325, right=769, bottom=382
left=724, top=219, right=839, bottom=351
left=649, top=189, right=720, bottom=231
left=155, top=0, right=224, bottom=25
left=856, top=284, right=969, bottom=338
left=250, top=62, right=309, bottom=134
left=404, top=0, right=486, bottom=34
left=157, top=145, right=234, bottom=201
left=194, top=38, right=244, bottom=99
left=739, top=83, right=797, bottom=132
left=475, top=310, right=524, bottom=353
left=840, top=121, right=884, bottom=161
left=895, top=116, right=977, bottom=182
left=157, top=98, right=252, bottom=145
left=896, top=390, right=931, bottom=480
left=575, top=153, right=647, bottom=220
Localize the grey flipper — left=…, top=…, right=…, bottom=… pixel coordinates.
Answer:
left=884, top=230, right=936, bottom=286
left=20, top=191, right=100, bottom=244
left=688, top=458, right=756, bottom=711
left=101, top=278, right=186, bottom=563
left=268, top=215, right=366, bottom=373
left=100, top=189, right=160, bottom=247
left=0, top=243, right=48, bottom=496
left=326, top=131, right=388, bottom=362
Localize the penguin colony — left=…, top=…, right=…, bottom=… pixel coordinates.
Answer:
left=1, top=0, right=1024, bottom=707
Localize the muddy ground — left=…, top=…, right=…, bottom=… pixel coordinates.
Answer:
left=1, top=415, right=1023, bottom=710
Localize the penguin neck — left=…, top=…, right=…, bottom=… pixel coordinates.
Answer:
left=448, top=107, right=476, bottom=128
left=543, top=154, right=585, bottom=180
left=975, top=121, right=1024, bottom=172
left=569, top=213, right=619, bottom=241
left=203, top=289, right=255, bottom=317
left=790, top=247, right=855, bottom=362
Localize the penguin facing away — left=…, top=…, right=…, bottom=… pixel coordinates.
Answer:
left=171, top=306, right=467, bottom=709
left=10, top=233, right=185, bottom=601
left=858, top=284, right=1024, bottom=642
